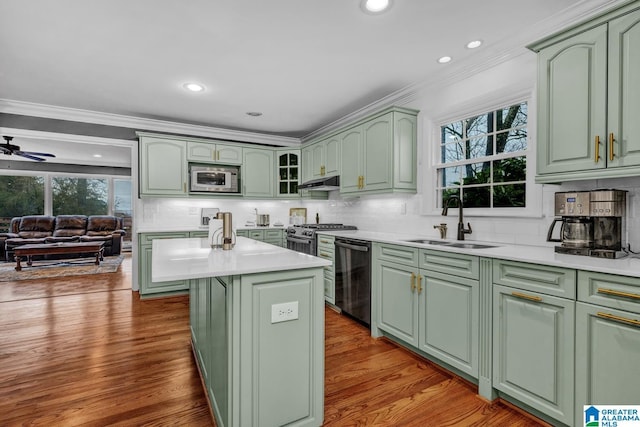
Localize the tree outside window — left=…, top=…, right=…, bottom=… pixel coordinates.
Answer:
left=52, top=177, right=108, bottom=215
left=0, top=176, right=45, bottom=231
left=437, top=102, right=528, bottom=209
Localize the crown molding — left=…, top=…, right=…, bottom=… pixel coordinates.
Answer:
left=0, top=127, right=134, bottom=147
left=0, top=99, right=301, bottom=147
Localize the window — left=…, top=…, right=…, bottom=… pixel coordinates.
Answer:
left=52, top=177, right=108, bottom=215
left=437, top=102, right=528, bottom=209
left=0, top=176, right=45, bottom=231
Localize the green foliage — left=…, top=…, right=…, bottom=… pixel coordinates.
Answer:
left=0, top=176, right=45, bottom=217
left=52, top=177, right=108, bottom=216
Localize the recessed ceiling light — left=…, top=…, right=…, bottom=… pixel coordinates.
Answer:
left=246, top=112, right=262, bottom=117
left=466, top=40, right=483, bottom=49
left=361, top=0, right=392, bottom=14
left=183, top=83, right=205, bottom=92
left=93, top=154, right=102, bottom=158
left=437, top=56, right=452, bottom=64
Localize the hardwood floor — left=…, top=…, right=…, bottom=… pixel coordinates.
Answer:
left=0, top=254, right=548, bottom=426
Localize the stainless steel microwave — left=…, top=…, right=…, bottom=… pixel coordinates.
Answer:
left=189, top=164, right=240, bottom=193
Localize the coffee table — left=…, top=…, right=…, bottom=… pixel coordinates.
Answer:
left=14, top=242, right=105, bottom=271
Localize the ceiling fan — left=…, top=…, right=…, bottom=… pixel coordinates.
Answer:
left=1, top=136, right=56, bottom=161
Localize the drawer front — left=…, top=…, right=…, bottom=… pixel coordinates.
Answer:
left=236, top=230, right=249, bottom=237
left=264, top=229, right=283, bottom=239
left=420, top=249, right=479, bottom=280
left=375, top=243, right=419, bottom=267
left=248, top=230, right=265, bottom=240
left=317, top=235, right=335, bottom=247
left=493, top=259, right=576, bottom=299
left=140, top=232, right=190, bottom=245
left=578, top=270, right=640, bottom=313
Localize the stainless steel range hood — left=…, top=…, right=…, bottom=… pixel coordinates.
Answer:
left=298, top=175, right=340, bottom=191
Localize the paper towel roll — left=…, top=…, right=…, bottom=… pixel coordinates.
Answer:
left=208, top=219, right=223, bottom=245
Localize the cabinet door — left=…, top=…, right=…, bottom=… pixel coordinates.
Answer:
left=301, top=146, right=313, bottom=184
left=493, top=284, right=575, bottom=426
left=276, top=150, right=300, bottom=198
left=311, top=142, right=325, bottom=178
left=187, top=141, right=216, bottom=162
left=575, top=302, right=640, bottom=424
left=608, top=9, right=640, bottom=168
left=419, top=271, right=478, bottom=378
left=324, top=135, right=340, bottom=176
left=340, top=127, right=363, bottom=194
left=215, top=143, right=243, bottom=165
left=393, top=112, right=418, bottom=190
left=243, top=148, right=274, bottom=198
left=376, top=260, right=419, bottom=346
left=537, top=24, right=607, bottom=175
left=363, top=112, right=393, bottom=191
left=140, top=137, right=188, bottom=196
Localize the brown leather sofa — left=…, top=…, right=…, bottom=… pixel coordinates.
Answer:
left=0, top=215, right=126, bottom=261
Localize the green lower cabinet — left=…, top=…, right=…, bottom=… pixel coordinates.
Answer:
left=418, top=270, right=478, bottom=378
left=317, top=235, right=335, bottom=303
left=575, top=297, right=640, bottom=425
left=237, top=228, right=285, bottom=247
left=376, top=259, right=420, bottom=347
left=492, top=284, right=575, bottom=426
left=139, top=232, right=190, bottom=296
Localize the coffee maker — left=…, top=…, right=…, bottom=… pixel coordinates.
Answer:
left=547, top=190, right=626, bottom=258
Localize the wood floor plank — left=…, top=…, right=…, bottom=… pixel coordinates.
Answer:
left=0, top=254, right=549, bottom=426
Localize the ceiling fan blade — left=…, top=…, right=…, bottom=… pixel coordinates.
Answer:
left=19, top=151, right=56, bottom=157
left=0, top=146, right=11, bottom=154
left=15, top=151, right=47, bottom=162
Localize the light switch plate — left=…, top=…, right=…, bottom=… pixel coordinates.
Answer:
left=271, top=301, right=299, bottom=323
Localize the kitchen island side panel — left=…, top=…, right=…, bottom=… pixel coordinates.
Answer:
left=192, top=267, right=324, bottom=427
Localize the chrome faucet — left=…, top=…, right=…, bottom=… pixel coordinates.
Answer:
left=441, top=195, right=472, bottom=240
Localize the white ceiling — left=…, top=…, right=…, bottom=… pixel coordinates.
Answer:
left=0, top=0, right=626, bottom=146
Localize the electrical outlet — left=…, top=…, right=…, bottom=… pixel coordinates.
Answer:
left=271, top=301, right=299, bottom=324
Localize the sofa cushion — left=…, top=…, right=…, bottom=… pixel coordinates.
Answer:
left=80, top=235, right=112, bottom=244
left=6, top=237, right=48, bottom=246
left=18, top=216, right=55, bottom=238
left=53, top=215, right=88, bottom=237
left=45, top=236, right=81, bottom=243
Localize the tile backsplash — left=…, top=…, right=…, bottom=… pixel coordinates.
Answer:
left=136, top=176, right=640, bottom=250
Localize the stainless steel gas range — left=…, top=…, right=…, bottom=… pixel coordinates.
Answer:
left=286, top=223, right=357, bottom=255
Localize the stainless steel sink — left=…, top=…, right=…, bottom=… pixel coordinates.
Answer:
left=402, top=239, right=498, bottom=249
left=446, top=242, right=498, bottom=249
left=404, top=239, right=452, bottom=245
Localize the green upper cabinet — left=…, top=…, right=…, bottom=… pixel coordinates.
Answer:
left=340, top=107, right=418, bottom=195
left=187, top=141, right=243, bottom=165
left=531, top=5, right=640, bottom=182
left=243, top=147, right=274, bottom=198
left=275, top=149, right=300, bottom=198
left=139, top=136, right=188, bottom=196
left=306, top=136, right=340, bottom=179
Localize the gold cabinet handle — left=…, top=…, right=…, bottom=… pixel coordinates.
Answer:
left=597, top=288, right=640, bottom=300
left=511, top=291, right=543, bottom=302
left=320, top=239, right=330, bottom=244
left=183, top=183, right=187, bottom=192
left=597, top=312, right=640, bottom=327
left=417, top=275, right=423, bottom=294
left=320, top=252, right=331, bottom=258
left=595, top=135, right=601, bottom=163
left=410, top=272, right=416, bottom=291
left=609, top=133, right=615, bottom=161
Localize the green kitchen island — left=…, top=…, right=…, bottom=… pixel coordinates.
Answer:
left=152, top=236, right=330, bottom=427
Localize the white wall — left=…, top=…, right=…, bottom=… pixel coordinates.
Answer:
left=136, top=50, right=640, bottom=251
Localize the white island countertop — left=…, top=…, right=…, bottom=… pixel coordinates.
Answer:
left=152, top=236, right=330, bottom=282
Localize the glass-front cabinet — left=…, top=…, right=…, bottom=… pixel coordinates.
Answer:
left=276, top=149, right=300, bottom=198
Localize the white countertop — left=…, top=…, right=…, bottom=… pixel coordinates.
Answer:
left=152, top=236, right=330, bottom=282
left=319, top=230, right=640, bottom=278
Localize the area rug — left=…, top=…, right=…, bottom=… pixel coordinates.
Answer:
left=0, top=255, right=124, bottom=281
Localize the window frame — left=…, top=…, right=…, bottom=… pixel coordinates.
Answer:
left=422, top=90, right=543, bottom=218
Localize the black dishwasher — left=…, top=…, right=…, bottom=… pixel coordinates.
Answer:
left=334, top=237, right=371, bottom=327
